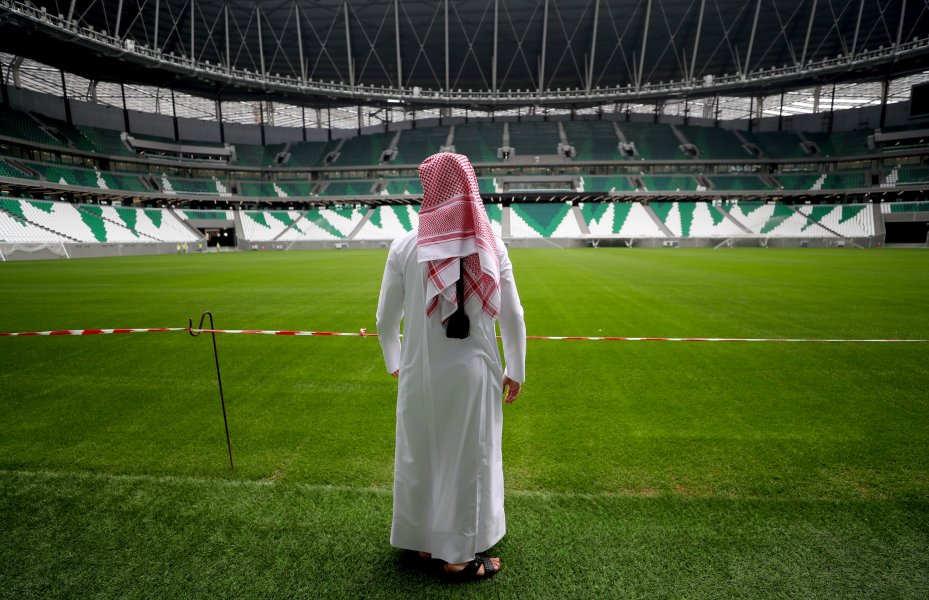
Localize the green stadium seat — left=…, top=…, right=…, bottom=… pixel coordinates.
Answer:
left=508, top=121, right=562, bottom=156
left=617, top=122, right=686, bottom=160
left=382, top=178, right=424, bottom=196
left=0, top=105, right=64, bottom=147
left=679, top=125, right=752, bottom=159
left=77, top=126, right=137, bottom=158
left=333, top=132, right=396, bottom=166
left=776, top=172, right=822, bottom=190
left=235, top=144, right=286, bottom=167
left=319, top=180, right=375, bottom=196
left=451, top=123, right=504, bottom=163
left=238, top=181, right=280, bottom=197
left=563, top=121, right=621, bottom=161
left=710, top=175, right=773, bottom=191
left=0, top=160, right=29, bottom=179
left=287, top=140, right=341, bottom=167
left=822, top=171, right=868, bottom=190
left=743, top=131, right=807, bottom=159
left=804, top=130, right=872, bottom=157
left=581, top=175, right=635, bottom=193
left=641, top=175, right=699, bottom=191
left=393, top=126, right=449, bottom=166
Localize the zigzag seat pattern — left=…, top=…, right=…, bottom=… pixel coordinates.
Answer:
left=241, top=210, right=305, bottom=241
left=278, top=207, right=366, bottom=241
left=510, top=203, right=581, bottom=238
left=0, top=199, right=199, bottom=243
left=355, top=205, right=420, bottom=240
left=581, top=202, right=665, bottom=237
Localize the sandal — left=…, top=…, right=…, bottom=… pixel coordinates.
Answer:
left=401, top=550, right=443, bottom=573
left=443, top=555, right=499, bottom=581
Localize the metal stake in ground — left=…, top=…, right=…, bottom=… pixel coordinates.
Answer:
left=189, top=312, right=234, bottom=469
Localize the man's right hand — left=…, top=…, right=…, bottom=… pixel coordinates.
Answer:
left=503, top=376, right=521, bottom=404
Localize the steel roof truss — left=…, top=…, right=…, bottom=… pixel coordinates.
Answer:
left=258, top=3, right=298, bottom=80
left=191, top=0, right=225, bottom=67
left=348, top=0, right=394, bottom=89
left=593, top=0, right=642, bottom=89
left=499, top=0, right=544, bottom=93
left=301, top=1, right=346, bottom=85
left=449, top=0, right=493, bottom=93
left=398, top=0, right=443, bottom=91
left=548, top=0, right=595, bottom=91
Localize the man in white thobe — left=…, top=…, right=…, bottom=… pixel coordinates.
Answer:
left=376, top=152, right=527, bottom=579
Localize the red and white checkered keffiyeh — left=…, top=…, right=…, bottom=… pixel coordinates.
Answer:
left=417, top=152, right=500, bottom=322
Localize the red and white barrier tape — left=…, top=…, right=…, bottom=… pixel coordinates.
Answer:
left=0, top=328, right=188, bottom=337
left=0, top=327, right=927, bottom=343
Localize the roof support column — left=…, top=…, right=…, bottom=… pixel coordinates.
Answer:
left=851, top=0, right=864, bottom=60
left=121, top=82, right=131, bottom=132
left=60, top=70, right=72, bottom=126
left=637, top=0, right=652, bottom=90
left=257, top=5, right=266, bottom=77
left=445, top=0, right=449, bottom=95
left=154, top=0, right=160, bottom=51
left=395, top=0, right=402, bottom=92
left=539, top=0, right=549, bottom=95
left=170, top=88, right=179, bottom=142
left=895, top=0, right=908, bottom=53
left=0, top=60, right=7, bottom=106
left=67, top=0, right=77, bottom=25
left=879, top=77, right=889, bottom=129
left=492, top=0, right=499, bottom=94
left=217, top=100, right=224, bottom=143
left=800, top=0, right=818, bottom=67
left=296, top=2, right=306, bottom=83
left=10, top=56, right=22, bottom=89
left=777, top=91, right=784, bottom=131
left=190, top=0, right=196, bottom=63
left=225, top=3, right=230, bottom=73
left=744, top=0, right=762, bottom=79
left=301, top=105, right=307, bottom=141
left=587, top=0, right=600, bottom=91
left=689, top=0, right=705, bottom=83
left=344, top=2, right=354, bottom=86
left=115, top=0, right=124, bottom=39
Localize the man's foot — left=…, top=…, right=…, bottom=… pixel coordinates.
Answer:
left=443, top=555, right=501, bottom=580
left=417, top=551, right=432, bottom=560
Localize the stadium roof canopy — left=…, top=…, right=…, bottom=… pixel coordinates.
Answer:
left=1, top=0, right=928, bottom=109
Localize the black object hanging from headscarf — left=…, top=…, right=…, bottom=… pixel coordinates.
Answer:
left=445, top=259, right=470, bottom=339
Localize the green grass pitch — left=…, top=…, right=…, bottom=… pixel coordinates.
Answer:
left=1, top=248, right=928, bottom=598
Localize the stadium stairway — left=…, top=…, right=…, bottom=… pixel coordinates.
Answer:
left=232, top=210, right=246, bottom=242
left=712, top=204, right=753, bottom=235
left=3, top=158, right=41, bottom=181
left=871, top=203, right=886, bottom=237
left=644, top=204, right=674, bottom=237
left=788, top=205, right=849, bottom=240
left=168, top=209, right=208, bottom=241
left=572, top=205, right=590, bottom=235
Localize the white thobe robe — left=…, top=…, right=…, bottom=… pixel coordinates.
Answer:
left=376, top=230, right=526, bottom=564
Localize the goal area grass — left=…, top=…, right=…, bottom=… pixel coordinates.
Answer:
left=1, top=248, right=927, bottom=598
